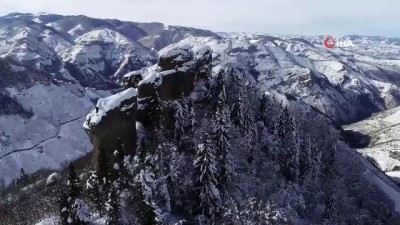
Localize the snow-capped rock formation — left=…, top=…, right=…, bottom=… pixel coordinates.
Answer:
left=84, top=88, right=137, bottom=162
left=137, top=45, right=212, bottom=127
left=83, top=45, right=212, bottom=162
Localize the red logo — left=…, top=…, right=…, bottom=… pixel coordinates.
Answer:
left=324, top=36, right=336, bottom=49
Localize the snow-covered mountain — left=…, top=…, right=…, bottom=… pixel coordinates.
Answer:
left=175, top=33, right=400, bottom=124
left=1, top=12, right=400, bottom=185
left=0, top=13, right=217, bottom=185
left=1, top=13, right=399, bottom=122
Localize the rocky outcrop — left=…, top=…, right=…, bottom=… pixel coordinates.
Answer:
left=83, top=88, right=137, bottom=166
left=137, top=45, right=212, bottom=127
left=122, top=70, right=144, bottom=89
left=84, top=45, right=212, bottom=163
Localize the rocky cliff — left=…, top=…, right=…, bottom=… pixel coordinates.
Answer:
left=83, top=45, right=212, bottom=162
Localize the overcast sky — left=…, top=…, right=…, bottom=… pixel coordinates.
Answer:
left=1, top=0, right=399, bottom=37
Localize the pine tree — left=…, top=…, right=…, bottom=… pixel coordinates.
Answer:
left=314, top=150, right=322, bottom=184
left=114, top=138, right=129, bottom=190
left=300, top=135, right=314, bottom=182
left=214, top=100, right=231, bottom=187
left=276, top=107, right=300, bottom=181
left=325, top=145, right=337, bottom=178
left=97, top=147, right=112, bottom=187
left=257, top=93, right=270, bottom=124
left=284, top=119, right=301, bottom=182
left=174, top=99, right=186, bottom=144
left=293, top=123, right=301, bottom=182
left=243, top=106, right=254, bottom=135
left=15, top=168, right=28, bottom=187
left=106, top=185, right=121, bottom=225
left=147, top=139, right=171, bottom=222
left=85, top=171, right=103, bottom=216
left=194, top=134, right=221, bottom=218
left=325, top=192, right=338, bottom=222
left=148, top=90, right=164, bottom=131
left=61, top=163, right=87, bottom=225
left=230, top=91, right=244, bottom=128
left=213, top=70, right=226, bottom=108
left=277, top=107, right=292, bottom=142
left=187, top=99, right=196, bottom=134
left=115, top=138, right=126, bottom=169
left=59, top=190, right=69, bottom=225
left=67, top=163, right=81, bottom=203
left=215, top=70, right=225, bottom=94
left=133, top=183, right=157, bottom=225
left=134, top=136, right=169, bottom=224
left=132, top=138, right=158, bottom=225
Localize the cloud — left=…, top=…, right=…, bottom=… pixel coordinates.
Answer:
left=0, top=0, right=399, bottom=36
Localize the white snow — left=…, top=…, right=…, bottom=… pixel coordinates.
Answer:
left=139, top=68, right=161, bottom=86
left=0, top=84, right=108, bottom=186
left=35, top=217, right=59, bottom=225
left=46, top=172, right=61, bottom=185
left=60, top=29, right=155, bottom=77
left=68, top=24, right=84, bottom=36
left=32, top=17, right=42, bottom=24
left=344, top=106, right=400, bottom=177
left=75, top=29, right=131, bottom=46
left=360, top=154, right=400, bottom=213
left=123, top=69, right=145, bottom=80
left=387, top=171, right=400, bottom=181
left=84, top=88, right=137, bottom=129
left=158, top=44, right=193, bottom=60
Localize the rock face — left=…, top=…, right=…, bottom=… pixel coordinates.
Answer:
left=84, top=88, right=137, bottom=165
left=123, top=70, right=144, bottom=89
left=84, top=46, right=212, bottom=163
left=137, top=45, right=212, bottom=127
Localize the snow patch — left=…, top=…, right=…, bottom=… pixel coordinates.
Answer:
left=84, top=88, right=137, bottom=129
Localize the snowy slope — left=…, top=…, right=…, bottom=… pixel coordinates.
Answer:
left=161, top=34, right=400, bottom=123
left=0, top=83, right=109, bottom=186
left=358, top=150, right=400, bottom=213
left=344, top=106, right=400, bottom=181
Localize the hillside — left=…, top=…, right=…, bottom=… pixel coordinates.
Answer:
left=345, top=106, right=400, bottom=182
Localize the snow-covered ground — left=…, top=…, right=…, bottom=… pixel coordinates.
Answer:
left=0, top=84, right=109, bottom=186
left=344, top=106, right=400, bottom=180
left=358, top=151, right=400, bottom=213
left=35, top=217, right=59, bottom=225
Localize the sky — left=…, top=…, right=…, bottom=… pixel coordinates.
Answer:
left=0, top=0, right=399, bottom=37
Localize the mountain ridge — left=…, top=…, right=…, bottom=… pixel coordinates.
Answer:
left=0, top=12, right=400, bottom=185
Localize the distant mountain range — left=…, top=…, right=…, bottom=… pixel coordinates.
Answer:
left=0, top=12, right=400, bottom=185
